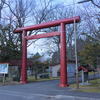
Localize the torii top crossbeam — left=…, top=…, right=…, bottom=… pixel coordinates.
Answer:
left=14, top=16, right=80, bottom=33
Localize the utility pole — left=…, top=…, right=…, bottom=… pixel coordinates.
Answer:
left=73, top=0, right=92, bottom=89
left=73, top=0, right=79, bottom=89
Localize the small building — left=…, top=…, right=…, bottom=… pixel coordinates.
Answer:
left=78, top=65, right=95, bottom=85
left=50, top=60, right=80, bottom=77
left=7, top=58, right=32, bottom=66
left=0, top=58, right=33, bottom=79
left=78, top=65, right=94, bottom=72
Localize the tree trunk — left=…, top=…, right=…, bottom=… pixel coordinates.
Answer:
left=17, top=66, right=21, bottom=81
left=30, top=66, right=33, bottom=75
left=34, top=70, right=37, bottom=80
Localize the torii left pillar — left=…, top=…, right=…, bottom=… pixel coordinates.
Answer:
left=59, top=23, right=68, bottom=87
left=20, top=30, right=27, bottom=84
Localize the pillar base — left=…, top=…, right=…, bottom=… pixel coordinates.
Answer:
left=20, top=81, right=28, bottom=84
left=59, top=84, right=69, bottom=87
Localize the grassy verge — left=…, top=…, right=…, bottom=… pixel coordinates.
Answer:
left=0, top=77, right=20, bottom=86
left=78, top=71, right=98, bottom=76
left=0, top=76, right=60, bottom=83
left=27, top=76, right=60, bottom=82
left=69, top=79, right=100, bottom=93
left=88, top=71, right=98, bottom=75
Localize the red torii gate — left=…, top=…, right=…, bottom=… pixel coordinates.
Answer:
left=14, top=16, right=80, bottom=87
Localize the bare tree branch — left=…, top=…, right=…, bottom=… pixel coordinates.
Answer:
left=91, top=0, right=100, bottom=9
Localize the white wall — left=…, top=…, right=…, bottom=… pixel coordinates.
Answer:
left=52, top=64, right=60, bottom=77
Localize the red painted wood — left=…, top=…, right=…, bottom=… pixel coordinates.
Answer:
left=14, top=16, right=81, bottom=85
left=81, top=67, right=88, bottom=72
left=26, top=31, right=60, bottom=40
left=14, top=16, right=80, bottom=33
left=20, top=30, right=27, bottom=84
left=78, top=66, right=88, bottom=72
left=59, top=23, right=69, bottom=87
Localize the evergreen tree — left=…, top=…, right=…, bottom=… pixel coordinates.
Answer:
left=28, top=53, right=48, bottom=79
left=0, top=24, right=21, bottom=62
left=79, top=43, right=100, bottom=69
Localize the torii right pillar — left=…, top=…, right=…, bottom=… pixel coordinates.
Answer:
left=59, top=23, right=69, bottom=87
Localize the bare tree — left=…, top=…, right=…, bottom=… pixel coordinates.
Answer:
left=78, top=1, right=100, bottom=40
left=91, top=0, right=100, bottom=9
left=34, top=4, right=78, bottom=61
left=2, top=0, right=35, bottom=51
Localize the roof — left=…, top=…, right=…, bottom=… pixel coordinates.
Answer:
left=50, top=60, right=80, bottom=66
left=78, top=65, right=95, bottom=72
left=0, top=62, right=10, bottom=64
left=5, top=58, right=33, bottom=66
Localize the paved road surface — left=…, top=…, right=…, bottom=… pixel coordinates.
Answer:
left=0, top=74, right=100, bottom=100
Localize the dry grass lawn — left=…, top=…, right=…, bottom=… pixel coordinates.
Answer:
left=69, top=79, right=100, bottom=93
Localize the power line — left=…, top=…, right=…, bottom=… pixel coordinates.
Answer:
left=57, top=2, right=80, bottom=8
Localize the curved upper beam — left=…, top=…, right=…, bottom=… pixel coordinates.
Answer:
left=14, top=16, right=80, bottom=33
